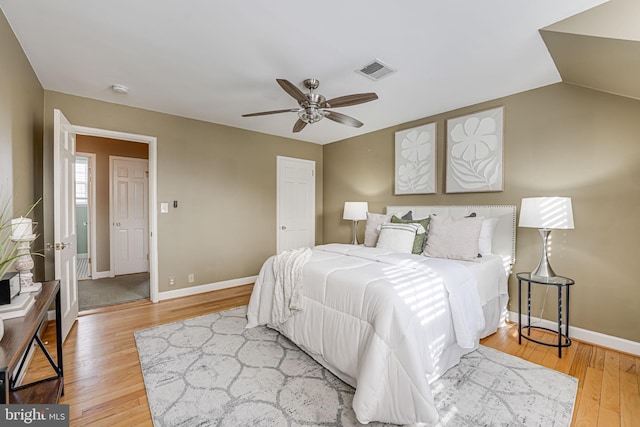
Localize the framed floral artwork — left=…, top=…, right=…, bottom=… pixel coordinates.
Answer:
left=446, top=106, right=504, bottom=193
left=394, top=122, right=436, bottom=195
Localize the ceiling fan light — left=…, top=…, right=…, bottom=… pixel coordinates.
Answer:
left=298, top=108, right=324, bottom=124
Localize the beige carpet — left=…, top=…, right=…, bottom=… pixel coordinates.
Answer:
left=78, top=273, right=150, bottom=310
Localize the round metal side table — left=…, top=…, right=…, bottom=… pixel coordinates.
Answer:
left=516, top=272, right=575, bottom=358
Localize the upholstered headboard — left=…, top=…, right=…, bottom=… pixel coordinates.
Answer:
left=386, top=205, right=517, bottom=268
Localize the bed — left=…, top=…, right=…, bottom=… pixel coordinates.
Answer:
left=246, top=205, right=516, bottom=425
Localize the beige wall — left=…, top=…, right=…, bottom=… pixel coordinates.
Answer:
left=4, top=6, right=638, bottom=344
left=42, top=92, right=323, bottom=291
left=0, top=10, right=44, bottom=278
left=76, top=136, right=149, bottom=272
left=323, top=82, right=640, bottom=343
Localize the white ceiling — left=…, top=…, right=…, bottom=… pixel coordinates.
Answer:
left=1, top=0, right=606, bottom=144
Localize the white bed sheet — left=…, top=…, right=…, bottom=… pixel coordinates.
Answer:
left=458, top=254, right=508, bottom=306
left=458, top=254, right=509, bottom=338
left=246, top=244, right=507, bottom=425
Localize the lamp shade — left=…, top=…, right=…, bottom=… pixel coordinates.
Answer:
left=519, top=197, right=574, bottom=229
left=343, top=202, right=368, bottom=221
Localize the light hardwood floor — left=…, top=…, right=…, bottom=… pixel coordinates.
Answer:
left=24, top=285, right=640, bottom=426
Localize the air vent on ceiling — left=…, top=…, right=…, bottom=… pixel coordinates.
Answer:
left=355, top=59, right=396, bottom=81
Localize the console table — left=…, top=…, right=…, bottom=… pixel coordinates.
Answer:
left=0, top=280, right=63, bottom=403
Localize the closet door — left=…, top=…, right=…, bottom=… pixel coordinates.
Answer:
left=277, top=156, right=316, bottom=253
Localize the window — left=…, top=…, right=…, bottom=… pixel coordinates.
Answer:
left=75, top=156, right=89, bottom=206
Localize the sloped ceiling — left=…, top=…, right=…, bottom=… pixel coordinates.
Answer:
left=1, top=0, right=608, bottom=144
left=541, top=0, right=640, bottom=100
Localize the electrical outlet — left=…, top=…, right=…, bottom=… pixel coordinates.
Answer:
left=168, top=276, right=175, bottom=287
left=188, top=273, right=194, bottom=283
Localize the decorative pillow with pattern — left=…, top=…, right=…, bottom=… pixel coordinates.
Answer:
left=390, top=215, right=430, bottom=254
left=364, top=211, right=411, bottom=247
left=376, top=222, right=423, bottom=254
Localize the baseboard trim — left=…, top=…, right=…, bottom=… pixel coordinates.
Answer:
left=45, top=276, right=256, bottom=320
left=508, top=311, right=640, bottom=356
left=157, top=275, right=257, bottom=301
left=92, top=271, right=112, bottom=280
left=43, top=289, right=639, bottom=355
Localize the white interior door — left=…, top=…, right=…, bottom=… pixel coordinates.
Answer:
left=276, top=156, right=315, bottom=253
left=111, top=157, right=149, bottom=275
left=53, top=109, right=78, bottom=342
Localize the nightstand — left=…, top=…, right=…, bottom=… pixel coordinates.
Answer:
left=516, top=272, right=575, bottom=358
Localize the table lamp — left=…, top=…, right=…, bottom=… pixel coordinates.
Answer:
left=343, top=202, right=368, bottom=245
left=519, top=197, right=574, bottom=278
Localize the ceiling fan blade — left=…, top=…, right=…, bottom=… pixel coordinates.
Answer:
left=323, top=93, right=378, bottom=108
left=242, top=108, right=298, bottom=117
left=276, top=79, right=308, bottom=104
left=325, top=111, right=364, bottom=128
left=293, top=119, right=307, bottom=133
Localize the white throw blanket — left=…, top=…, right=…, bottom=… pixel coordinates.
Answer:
left=271, top=247, right=312, bottom=325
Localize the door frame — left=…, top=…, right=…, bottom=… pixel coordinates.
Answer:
left=76, top=152, right=96, bottom=279
left=276, top=155, right=316, bottom=253
left=71, top=125, right=159, bottom=302
left=109, top=155, right=149, bottom=276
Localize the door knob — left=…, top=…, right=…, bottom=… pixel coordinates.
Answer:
left=281, top=226, right=287, bottom=230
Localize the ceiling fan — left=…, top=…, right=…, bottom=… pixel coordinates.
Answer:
left=242, top=79, right=378, bottom=133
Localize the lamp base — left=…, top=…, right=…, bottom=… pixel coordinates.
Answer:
left=531, top=263, right=556, bottom=280
left=531, top=229, right=557, bottom=279
left=351, top=220, right=360, bottom=245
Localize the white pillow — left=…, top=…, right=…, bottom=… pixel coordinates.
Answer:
left=364, top=212, right=393, bottom=247
left=423, top=215, right=484, bottom=260
left=478, top=218, right=499, bottom=255
left=375, top=223, right=421, bottom=254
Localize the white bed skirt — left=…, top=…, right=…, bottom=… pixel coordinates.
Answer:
left=480, top=293, right=509, bottom=338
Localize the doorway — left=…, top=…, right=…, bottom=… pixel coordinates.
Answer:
left=54, top=110, right=158, bottom=339
left=74, top=134, right=153, bottom=311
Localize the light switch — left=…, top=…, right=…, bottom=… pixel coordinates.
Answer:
left=160, top=202, right=169, bottom=213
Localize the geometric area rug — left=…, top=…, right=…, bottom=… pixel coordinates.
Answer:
left=134, top=306, right=578, bottom=427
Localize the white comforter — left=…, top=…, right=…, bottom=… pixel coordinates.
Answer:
left=246, top=244, right=486, bottom=425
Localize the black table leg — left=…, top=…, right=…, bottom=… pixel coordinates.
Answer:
left=557, top=284, right=563, bottom=358
left=518, top=278, right=522, bottom=345
left=527, top=281, right=531, bottom=336
left=56, top=289, right=64, bottom=395
left=0, top=370, right=6, bottom=404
